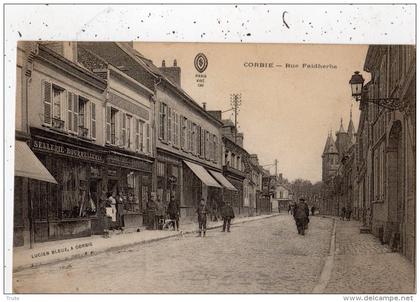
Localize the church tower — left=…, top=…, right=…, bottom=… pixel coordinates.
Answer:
left=347, top=106, right=356, bottom=145
left=322, top=131, right=339, bottom=182
left=335, top=118, right=350, bottom=160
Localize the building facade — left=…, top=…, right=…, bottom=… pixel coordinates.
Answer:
left=360, top=45, right=415, bottom=262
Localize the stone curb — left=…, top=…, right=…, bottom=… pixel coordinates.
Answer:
left=13, top=214, right=279, bottom=272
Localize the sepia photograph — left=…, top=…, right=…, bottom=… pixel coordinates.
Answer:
left=3, top=3, right=417, bottom=298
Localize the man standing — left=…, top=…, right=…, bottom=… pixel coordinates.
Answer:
left=167, top=195, right=180, bottom=231
left=293, top=198, right=309, bottom=235
left=196, top=198, right=208, bottom=237
left=220, top=201, right=235, bottom=232
left=146, top=193, right=158, bottom=230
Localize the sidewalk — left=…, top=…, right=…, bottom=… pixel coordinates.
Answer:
left=323, top=219, right=415, bottom=293
left=13, top=213, right=279, bottom=272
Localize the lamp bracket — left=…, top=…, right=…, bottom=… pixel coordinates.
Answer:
left=356, top=96, right=406, bottom=111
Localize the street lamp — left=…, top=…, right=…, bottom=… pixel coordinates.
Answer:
left=349, top=71, right=405, bottom=111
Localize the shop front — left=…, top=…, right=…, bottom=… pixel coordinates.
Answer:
left=221, top=166, right=245, bottom=216
left=29, top=129, right=106, bottom=242
left=156, top=152, right=182, bottom=207
left=105, top=150, right=153, bottom=229
left=182, top=160, right=222, bottom=217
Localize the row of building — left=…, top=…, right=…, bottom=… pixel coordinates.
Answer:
left=13, top=41, right=280, bottom=248
left=321, top=45, right=415, bottom=263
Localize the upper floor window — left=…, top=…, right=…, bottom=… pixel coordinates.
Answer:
left=159, top=102, right=167, bottom=141
left=106, top=106, right=118, bottom=145
left=42, top=80, right=96, bottom=139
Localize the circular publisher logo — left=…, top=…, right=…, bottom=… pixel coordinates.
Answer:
left=194, top=53, right=208, bottom=73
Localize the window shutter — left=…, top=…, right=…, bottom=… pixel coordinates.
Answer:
left=146, top=123, right=151, bottom=154
left=73, top=95, right=79, bottom=133
left=121, top=113, right=127, bottom=147
left=135, top=119, right=140, bottom=151
left=67, top=92, right=73, bottom=131
left=159, top=103, right=164, bottom=140
left=42, top=80, right=52, bottom=125
left=180, top=115, right=185, bottom=150
left=168, top=107, right=172, bottom=143
left=106, top=106, right=111, bottom=143
left=201, top=128, right=205, bottom=157
left=163, top=105, right=168, bottom=142
left=91, top=102, right=96, bottom=139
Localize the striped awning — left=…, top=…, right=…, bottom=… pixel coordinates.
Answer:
left=208, top=170, right=238, bottom=191
left=183, top=160, right=222, bottom=188
left=15, top=140, right=57, bottom=184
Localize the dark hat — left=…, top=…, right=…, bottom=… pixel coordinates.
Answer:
left=299, top=197, right=306, bottom=201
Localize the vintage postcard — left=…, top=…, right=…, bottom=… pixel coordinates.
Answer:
left=3, top=3, right=417, bottom=298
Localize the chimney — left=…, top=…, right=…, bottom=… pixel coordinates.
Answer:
left=207, top=110, right=222, bottom=121
left=249, top=154, right=259, bottom=165
left=159, top=59, right=181, bottom=86
left=202, top=102, right=207, bottom=110
left=41, top=41, right=78, bottom=62
left=236, top=133, right=244, bottom=147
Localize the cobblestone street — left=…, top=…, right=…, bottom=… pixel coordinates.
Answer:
left=14, top=215, right=332, bottom=293
left=13, top=215, right=415, bottom=294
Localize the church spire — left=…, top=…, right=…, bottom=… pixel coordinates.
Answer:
left=338, top=117, right=346, bottom=133
left=347, top=105, right=356, bottom=144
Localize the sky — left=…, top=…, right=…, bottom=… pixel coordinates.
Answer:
left=135, top=42, right=369, bottom=183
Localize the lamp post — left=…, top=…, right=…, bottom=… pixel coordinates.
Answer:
left=349, top=71, right=406, bottom=111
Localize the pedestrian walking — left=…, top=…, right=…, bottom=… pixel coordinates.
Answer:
left=196, top=198, right=208, bottom=237
left=304, top=201, right=310, bottom=230
left=116, top=191, right=125, bottom=230
left=346, top=207, right=352, bottom=221
left=167, top=195, right=180, bottom=231
left=293, top=198, right=309, bottom=235
left=107, top=192, right=117, bottom=229
left=311, top=205, right=316, bottom=216
left=340, top=206, right=346, bottom=220
left=156, top=195, right=166, bottom=230
left=220, top=201, right=235, bottom=232
left=146, top=193, right=158, bottom=230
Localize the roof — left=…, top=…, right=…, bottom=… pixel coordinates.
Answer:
left=222, top=119, right=235, bottom=127
left=121, top=43, right=223, bottom=126
left=323, top=132, right=338, bottom=154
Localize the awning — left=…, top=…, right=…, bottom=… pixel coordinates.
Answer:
left=208, top=170, right=238, bottom=191
left=183, top=160, right=222, bottom=188
left=15, top=141, right=57, bottom=184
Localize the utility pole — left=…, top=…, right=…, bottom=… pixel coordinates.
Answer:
left=230, top=93, right=242, bottom=144
left=275, top=159, right=278, bottom=177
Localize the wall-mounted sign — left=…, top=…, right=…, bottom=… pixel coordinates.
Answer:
left=194, top=53, right=208, bottom=88
left=32, top=139, right=104, bottom=163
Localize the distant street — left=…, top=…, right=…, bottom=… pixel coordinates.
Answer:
left=13, top=215, right=414, bottom=294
